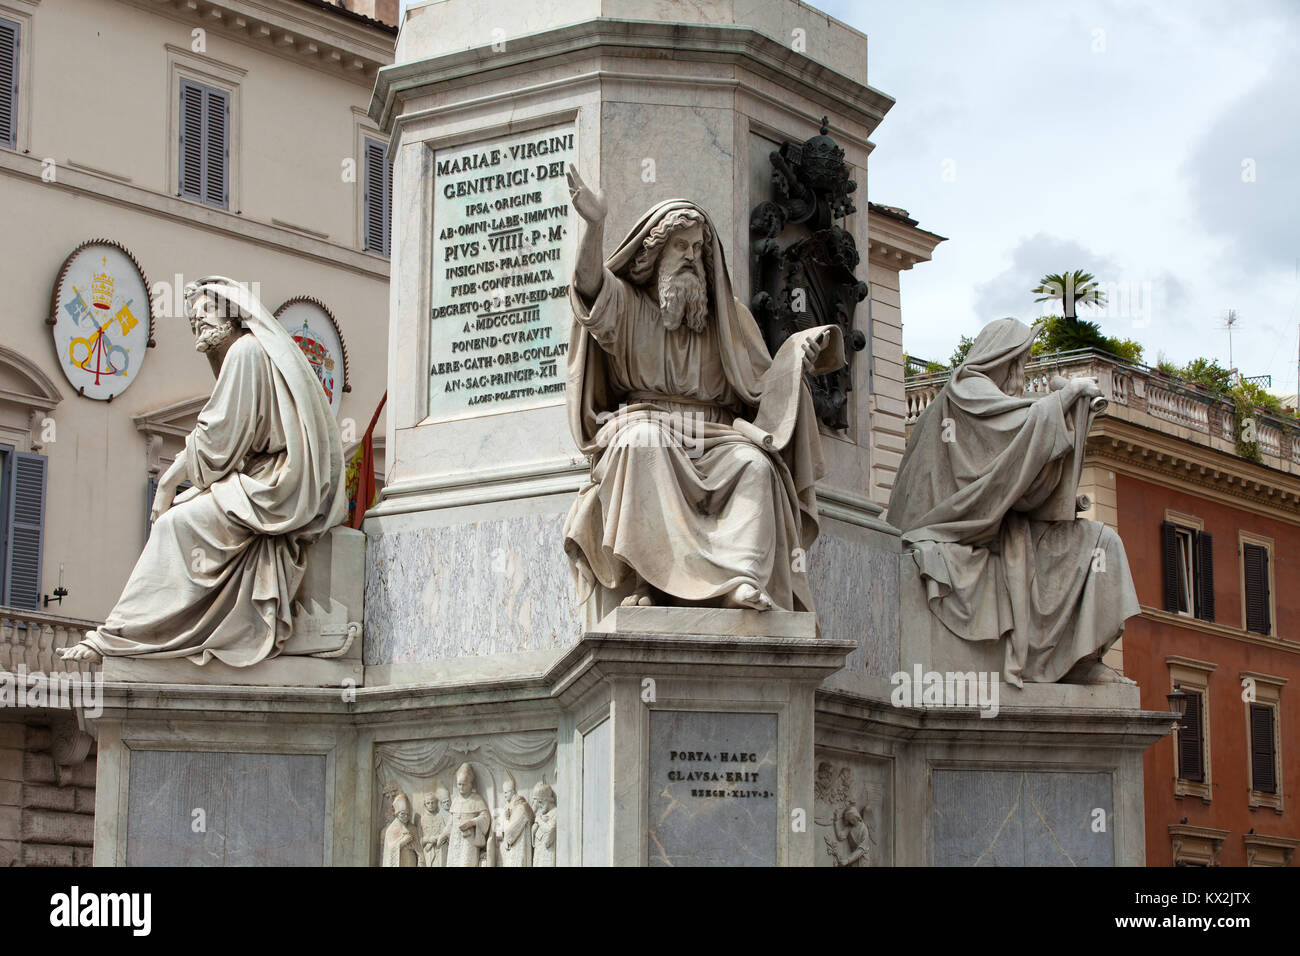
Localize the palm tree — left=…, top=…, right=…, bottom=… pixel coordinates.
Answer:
left=1032, top=270, right=1107, bottom=321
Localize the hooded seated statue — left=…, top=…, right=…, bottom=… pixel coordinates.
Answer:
left=562, top=166, right=844, bottom=613
left=60, top=276, right=346, bottom=666
left=889, top=318, right=1139, bottom=685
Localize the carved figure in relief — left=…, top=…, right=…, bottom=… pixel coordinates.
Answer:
left=446, top=763, right=491, bottom=867
left=381, top=793, right=420, bottom=868
left=495, top=771, right=535, bottom=867
left=530, top=781, right=558, bottom=867
left=826, top=804, right=871, bottom=867
left=563, top=166, right=844, bottom=613
left=419, top=786, right=450, bottom=867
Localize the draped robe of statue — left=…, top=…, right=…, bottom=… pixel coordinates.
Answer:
left=532, top=805, right=557, bottom=867
left=498, top=793, right=534, bottom=867
left=419, top=800, right=449, bottom=867
left=82, top=278, right=346, bottom=666
left=889, top=318, right=1140, bottom=685
left=382, top=815, right=420, bottom=868
left=447, top=789, right=490, bottom=867
left=563, top=200, right=844, bottom=611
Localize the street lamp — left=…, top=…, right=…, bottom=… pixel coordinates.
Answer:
left=1167, top=684, right=1189, bottom=729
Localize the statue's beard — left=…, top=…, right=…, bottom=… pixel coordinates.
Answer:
left=194, top=318, right=237, bottom=353
left=658, top=263, right=709, bottom=333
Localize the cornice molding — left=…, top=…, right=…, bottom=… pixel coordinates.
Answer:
left=1089, top=420, right=1300, bottom=521
left=866, top=209, right=944, bottom=272
left=370, top=19, right=895, bottom=135
left=115, top=0, right=394, bottom=83
left=0, top=151, right=389, bottom=280
left=1143, top=606, right=1299, bottom=656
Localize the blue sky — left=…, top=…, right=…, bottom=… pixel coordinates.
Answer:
left=395, top=0, right=1299, bottom=389
left=818, top=0, right=1300, bottom=387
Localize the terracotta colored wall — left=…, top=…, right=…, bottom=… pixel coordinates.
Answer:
left=1117, top=473, right=1300, bottom=866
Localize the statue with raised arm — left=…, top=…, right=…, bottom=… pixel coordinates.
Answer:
left=890, top=317, right=1140, bottom=685
left=562, top=166, right=845, bottom=613
left=59, top=276, right=346, bottom=666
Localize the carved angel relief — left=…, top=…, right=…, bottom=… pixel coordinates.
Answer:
left=814, top=759, right=882, bottom=867
left=375, top=731, right=558, bottom=867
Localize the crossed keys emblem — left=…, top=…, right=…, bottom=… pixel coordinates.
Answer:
left=63, top=284, right=140, bottom=386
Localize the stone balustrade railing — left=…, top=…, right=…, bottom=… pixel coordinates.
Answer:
left=0, top=607, right=101, bottom=678
left=904, top=349, right=1300, bottom=470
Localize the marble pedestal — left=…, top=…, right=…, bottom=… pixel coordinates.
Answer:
left=551, top=607, right=853, bottom=866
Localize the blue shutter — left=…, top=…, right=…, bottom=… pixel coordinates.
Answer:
left=0, top=17, right=18, bottom=150
left=364, top=138, right=392, bottom=255
left=4, top=451, right=45, bottom=610
left=178, top=78, right=229, bottom=209
left=205, top=86, right=229, bottom=208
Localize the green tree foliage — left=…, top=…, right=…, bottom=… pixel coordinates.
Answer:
left=1030, top=315, right=1144, bottom=363
left=1032, top=270, right=1107, bottom=319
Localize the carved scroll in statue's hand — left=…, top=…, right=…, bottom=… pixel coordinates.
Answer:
left=734, top=325, right=845, bottom=452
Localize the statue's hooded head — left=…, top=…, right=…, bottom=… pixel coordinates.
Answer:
left=625, top=207, right=714, bottom=333
left=960, top=317, right=1038, bottom=397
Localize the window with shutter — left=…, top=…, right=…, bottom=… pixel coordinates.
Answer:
left=1249, top=703, right=1277, bottom=794
left=1243, top=543, right=1271, bottom=635
left=0, top=16, right=17, bottom=150
left=3, top=450, right=46, bottom=610
left=1248, top=702, right=1279, bottom=790
left=1177, top=690, right=1204, bottom=783
left=1161, top=521, right=1180, bottom=612
left=1162, top=519, right=1212, bottom=619
left=1195, top=531, right=1214, bottom=622
left=363, top=138, right=392, bottom=256
left=178, top=78, right=229, bottom=209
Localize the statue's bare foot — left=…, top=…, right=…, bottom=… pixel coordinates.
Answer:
left=58, top=640, right=103, bottom=664
left=620, top=585, right=654, bottom=607
left=1062, top=659, right=1134, bottom=685
left=726, top=583, right=774, bottom=611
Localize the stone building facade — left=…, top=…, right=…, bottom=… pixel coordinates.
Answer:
left=0, top=0, right=395, bottom=866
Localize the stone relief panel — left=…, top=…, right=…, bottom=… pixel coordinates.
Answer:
left=813, top=751, right=892, bottom=867
left=373, top=730, right=558, bottom=867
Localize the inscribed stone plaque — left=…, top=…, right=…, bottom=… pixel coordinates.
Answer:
left=931, top=769, right=1114, bottom=866
left=126, top=750, right=327, bottom=866
left=581, top=717, right=611, bottom=866
left=648, top=711, right=778, bottom=866
left=428, top=123, right=577, bottom=422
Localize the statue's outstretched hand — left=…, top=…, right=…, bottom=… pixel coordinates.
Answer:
left=1063, top=375, right=1104, bottom=405
left=566, top=163, right=607, bottom=223
left=149, top=483, right=176, bottom=526
left=802, top=327, right=833, bottom=373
